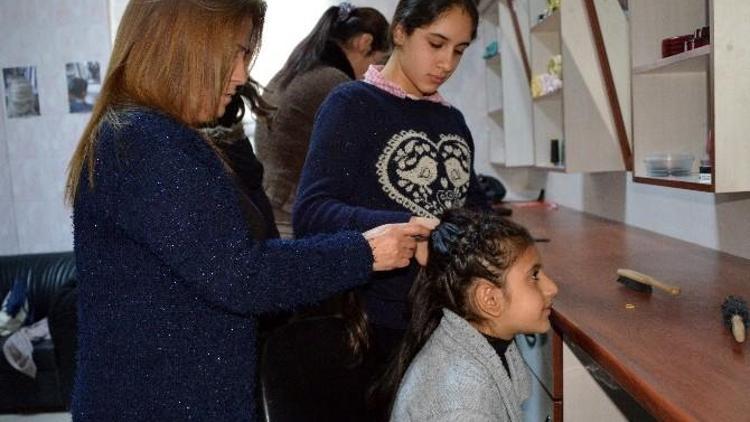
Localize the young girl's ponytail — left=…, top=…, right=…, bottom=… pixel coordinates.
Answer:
left=367, top=266, right=444, bottom=420
left=370, top=209, right=534, bottom=420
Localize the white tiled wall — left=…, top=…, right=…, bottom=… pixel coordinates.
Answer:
left=0, top=0, right=112, bottom=254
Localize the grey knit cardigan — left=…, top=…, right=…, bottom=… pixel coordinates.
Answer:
left=390, top=309, right=532, bottom=422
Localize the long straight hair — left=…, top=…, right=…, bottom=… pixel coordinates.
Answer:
left=275, top=4, right=389, bottom=89
left=215, top=77, right=276, bottom=128
left=65, top=0, right=266, bottom=205
left=370, top=208, right=534, bottom=420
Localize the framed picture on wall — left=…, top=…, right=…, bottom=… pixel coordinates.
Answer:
left=2, top=66, right=41, bottom=119
left=65, top=61, right=101, bottom=114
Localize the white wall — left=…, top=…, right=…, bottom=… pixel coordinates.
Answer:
left=108, top=0, right=336, bottom=86
left=254, top=0, right=340, bottom=85
left=0, top=0, right=112, bottom=255
left=545, top=172, right=750, bottom=260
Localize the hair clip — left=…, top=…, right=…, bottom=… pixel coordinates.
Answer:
left=431, top=222, right=463, bottom=255
left=337, top=2, right=355, bottom=22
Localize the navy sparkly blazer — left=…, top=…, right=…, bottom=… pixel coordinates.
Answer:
left=71, top=108, right=373, bottom=421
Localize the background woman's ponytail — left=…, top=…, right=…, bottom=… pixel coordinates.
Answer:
left=275, top=3, right=389, bottom=89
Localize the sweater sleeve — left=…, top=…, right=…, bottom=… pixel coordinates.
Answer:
left=293, top=88, right=412, bottom=236
left=261, top=68, right=351, bottom=211
left=111, top=122, right=373, bottom=316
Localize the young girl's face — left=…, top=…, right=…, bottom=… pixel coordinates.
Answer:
left=392, top=6, right=473, bottom=96
left=488, top=246, right=558, bottom=339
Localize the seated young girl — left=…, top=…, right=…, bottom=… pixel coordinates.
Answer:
left=380, top=208, right=559, bottom=421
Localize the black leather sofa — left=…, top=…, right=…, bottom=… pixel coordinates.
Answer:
left=0, top=252, right=77, bottom=413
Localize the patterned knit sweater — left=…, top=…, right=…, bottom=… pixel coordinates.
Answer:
left=293, top=82, right=487, bottom=329
left=71, top=108, right=373, bottom=421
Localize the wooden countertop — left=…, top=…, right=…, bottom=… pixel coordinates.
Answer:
left=510, top=205, right=750, bottom=422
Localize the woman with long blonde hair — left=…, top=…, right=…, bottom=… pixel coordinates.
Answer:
left=66, top=1, right=431, bottom=419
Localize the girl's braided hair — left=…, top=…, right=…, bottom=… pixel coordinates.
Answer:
left=369, top=207, right=534, bottom=419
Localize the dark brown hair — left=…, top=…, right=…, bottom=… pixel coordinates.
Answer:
left=390, top=0, right=479, bottom=42
left=370, top=208, right=534, bottom=419
left=215, top=77, right=276, bottom=128
left=275, top=4, right=389, bottom=89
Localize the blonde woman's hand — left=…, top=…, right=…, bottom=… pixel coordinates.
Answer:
left=363, top=222, right=432, bottom=271
left=410, top=216, right=439, bottom=266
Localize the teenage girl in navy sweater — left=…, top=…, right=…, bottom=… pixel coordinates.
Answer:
left=294, top=0, right=486, bottom=372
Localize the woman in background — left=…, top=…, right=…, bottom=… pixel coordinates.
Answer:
left=65, top=0, right=430, bottom=420
left=255, top=2, right=390, bottom=238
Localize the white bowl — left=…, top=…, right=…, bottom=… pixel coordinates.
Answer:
left=644, top=153, right=694, bottom=177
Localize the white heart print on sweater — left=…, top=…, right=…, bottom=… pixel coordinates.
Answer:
left=376, top=130, right=471, bottom=218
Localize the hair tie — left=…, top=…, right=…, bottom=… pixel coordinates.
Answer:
left=337, top=2, right=355, bottom=22
left=431, top=222, right=463, bottom=255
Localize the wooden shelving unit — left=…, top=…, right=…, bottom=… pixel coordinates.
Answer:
left=633, top=45, right=710, bottom=75
left=485, top=53, right=503, bottom=74
left=630, top=0, right=750, bottom=193
left=529, top=1, right=563, bottom=169
left=478, top=0, right=534, bottom=167
left=479, top=1, right=505, bottom=165
left=528, top=0, right=631, bottom=172
left=533, top=88, right=562, bottom=101
left=531, top=8, right=560, bottom=33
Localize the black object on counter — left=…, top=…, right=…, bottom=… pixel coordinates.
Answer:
left=550, top=139, right=560, bottom=166
left=721, top=295, right=749, bottom=343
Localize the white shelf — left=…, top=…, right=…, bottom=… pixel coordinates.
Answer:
left=536, top=163, right=566, bottom=171
left=488, top=108, right=504, bottom=125
left=531, top=9, right=560, bottom=33
left=533, top=88, right=562, bottom=101
left=529, top=0, right=630, bottom=173
left=498, top=0, right=535, bottom=167
left=485, top=54, right=502, bottom=74
left=639, top=174, right=704, bottom=184
left=633, top=45, right=711, bottom=75
left=629, top=0, right=750, bottom=192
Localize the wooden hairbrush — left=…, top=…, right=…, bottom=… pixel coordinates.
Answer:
left=721, top=295, right=748, bottom=343
left=616, top=268, right=681, bottom=296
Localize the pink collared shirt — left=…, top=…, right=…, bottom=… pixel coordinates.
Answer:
left=363, top=65, right=451, bottom=107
